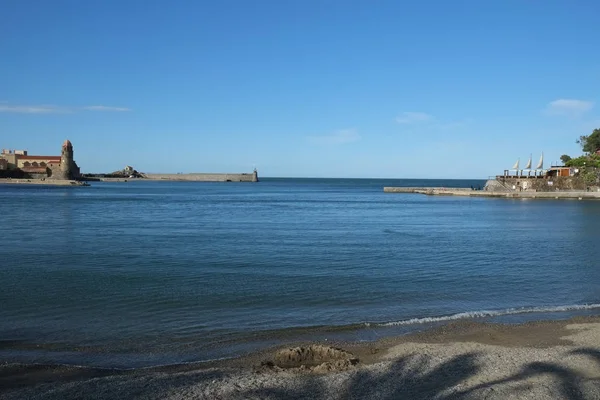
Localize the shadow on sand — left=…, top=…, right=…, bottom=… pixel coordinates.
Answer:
left=2, top=348, right=600, bottom=399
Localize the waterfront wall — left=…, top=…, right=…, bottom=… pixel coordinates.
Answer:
left=485, top=176, right=585, bottom=192
left=383, top=187, right=473, bottom=194
left=0, top=178, right=87, bottom=186
left=384, top=186, right=600, bottom=199
left=144, top=172, right=258, bottom=182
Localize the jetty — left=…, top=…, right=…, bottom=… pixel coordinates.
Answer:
left=383, top=187, right=600, bottom=200
left=82, top=166, right=259, bottom=183
left=143, top=171, right=258, bottom=182
left=384, top=152, right=600, bottom=200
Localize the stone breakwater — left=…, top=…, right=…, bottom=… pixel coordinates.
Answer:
left=144, top=172, right=258, bottom=182
left=383, top=186, right=600, bottom=199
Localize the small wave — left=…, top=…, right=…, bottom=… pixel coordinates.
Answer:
left=382, top=229, right=423, bottom=237
left=379, top=303, right=600, bottom=327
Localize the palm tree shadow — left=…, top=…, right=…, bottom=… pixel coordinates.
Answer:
left=459, top=348, right=600, bottom=400
left=7, top=347, right=600, bottom=399
left=571, top=348, right=600, bottom=365
left=346, top=353, right=480, bottom=400
left=244, top=348, right=600, bottom=400
left=243, top=352, right=481, bottom=400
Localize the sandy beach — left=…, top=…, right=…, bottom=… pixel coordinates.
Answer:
left=2, top=317, right=600, bottom=399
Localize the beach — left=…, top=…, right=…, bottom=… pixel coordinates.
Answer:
left=2, top=317, right=600, bottom=399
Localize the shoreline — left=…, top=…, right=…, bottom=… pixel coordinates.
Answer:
left=384, top=186, right=600, bottom=200
left=5, top=303, right=600, bottom=370
left=3, top=316, right=600, bottom=399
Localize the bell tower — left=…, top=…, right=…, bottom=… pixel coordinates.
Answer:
left=60, top=139, right=74, bottom=179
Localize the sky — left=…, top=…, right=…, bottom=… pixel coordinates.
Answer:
left=1, top=0, right=599, bottom=178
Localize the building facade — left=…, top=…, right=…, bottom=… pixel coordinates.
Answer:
left=0, top=140, right=80, bottom=179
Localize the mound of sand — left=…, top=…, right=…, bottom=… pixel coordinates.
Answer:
left=266, top=345, right=360, bottom=372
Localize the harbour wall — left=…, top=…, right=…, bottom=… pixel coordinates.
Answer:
left=484, top=176, right=585, bottom=192
left=383, top=186, right=600, bottom=199
left=0, top=178, right=88, bottom=186
left=144, top=172, right=258, bottom=182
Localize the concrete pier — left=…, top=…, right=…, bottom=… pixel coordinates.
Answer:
left=143, top=172, right=258, bottom=182
left=383, top=187, right=600, bottom=200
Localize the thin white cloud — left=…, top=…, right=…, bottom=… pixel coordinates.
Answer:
left=0, top=104, right=71, bottom=114
left=0, top=103, right=131, bottom=114
left=546, top=99, right=593, bottom=116
left=308, top=129, right=361, bottom=145
left=82, top=105, right=131, bottom=112
left=396, top=111, right=433, bottom=124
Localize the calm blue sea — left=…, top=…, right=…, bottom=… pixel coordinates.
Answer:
left=1, top=178, right=600, bottom=368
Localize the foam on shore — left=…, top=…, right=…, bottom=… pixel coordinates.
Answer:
left=379, top=303, right=600, bottom=326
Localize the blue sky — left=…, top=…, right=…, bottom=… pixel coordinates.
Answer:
left=1, top=0, right=599, bottom=178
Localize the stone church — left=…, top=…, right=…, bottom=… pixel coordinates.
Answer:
left=0, top=140, right=81, bottom=180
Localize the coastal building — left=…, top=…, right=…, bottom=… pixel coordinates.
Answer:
left=487, top=152, right=586, bottom=192
left=0, top=140, right=80, bottom=180
left=546, top=166, right=574, bottom=177
left=500, top=153, right=546, bottom=178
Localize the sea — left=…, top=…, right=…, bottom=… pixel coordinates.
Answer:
left=1, top=178, right=600, bottom=369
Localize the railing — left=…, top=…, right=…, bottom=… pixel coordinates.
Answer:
left=495, top=175, right=546, bottom=179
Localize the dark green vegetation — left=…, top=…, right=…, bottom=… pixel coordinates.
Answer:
left=576, top=129, right=600, bottom=154
left=562, top=128, right=600, bottom=185
left=560, top=154, right=572, bottom=164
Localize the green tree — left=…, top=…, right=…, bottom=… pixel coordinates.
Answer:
left=566, top=154, right=600, bottom=168
left=560, top=154, right=572, bottom=164
left=576, top=128, right=600, bottom=153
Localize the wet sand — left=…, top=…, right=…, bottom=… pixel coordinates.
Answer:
left=2, top=316, right=600, bottom=399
